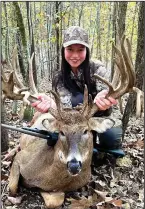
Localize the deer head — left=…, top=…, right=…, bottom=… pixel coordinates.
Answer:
left=40, top=86, right=114, bottom=175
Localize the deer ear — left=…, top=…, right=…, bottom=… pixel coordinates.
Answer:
left=88, top=117, right=115, bottom=133
left=42, top=117, right=58, bottom=132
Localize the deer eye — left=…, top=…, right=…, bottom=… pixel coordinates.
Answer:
left=83, top=130, right=88, bottom=135
left=60, top=131, right=65, bottom=136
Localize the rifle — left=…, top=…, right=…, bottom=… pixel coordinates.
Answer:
left=1, top=123, right=58, bottom=146
left=1, top=124, right=125, bottom=157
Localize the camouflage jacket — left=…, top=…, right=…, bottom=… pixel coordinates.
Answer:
left=52, top=60, right=112, bottom=116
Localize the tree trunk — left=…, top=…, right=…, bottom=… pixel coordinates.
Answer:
left=13, top=2, right=28, bottom=82
left=122, top=2, right=144, bottom=139
left=55, top=1, right=60, bottom=70
left=3, top=2, right=9, bottom=61
left=90, top=18, right=97, bottom=56
left=111, top=2, right=117, bottom=80
left=117, top=2, right=128, bottom=39
left=26, top=2, right=37, bottom=86
left=130, top=2, right=138, bottom=45
left=78, top=3, right=84, bottom=26
left=96, top=3, right=102, bottom=60
left=1, top=103, right=9, bottom=152
left=105, top=2, right=112, bottom=68
left=16, top=30, right=26, bottom=83
left=112, top=2, right=128, bottom=83
left=134, top=2, right=144, bottom=91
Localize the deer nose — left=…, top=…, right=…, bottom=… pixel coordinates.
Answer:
left=67, top=158, right=82, bottom=175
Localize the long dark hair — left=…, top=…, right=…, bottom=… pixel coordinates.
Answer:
left=59, top=46, right=91, bottom=96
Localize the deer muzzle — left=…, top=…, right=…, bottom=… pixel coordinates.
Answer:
left=67, top=158, right=82, bottom=175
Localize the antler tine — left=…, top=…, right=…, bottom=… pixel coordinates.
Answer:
left=88, top=35, right=137, bottom=118
left=107, top=35, right=135, bottom=98
left=48, top=90, right=63, bottom=121
left=85, top=94, right=95, bottom=119
left=80, top=84, right=89, bottom=116
left=112, top=44, right=127, bottom=88
left=12, top=45, right=25, bottom=89
left=121, top=35, right=136, bottom=89
left=133, top=87, right=144, bottom=118
left=83, top=84, right=88, bottom=106
left=94, top=74, right=114, bottom=94
left=126, top=37, right=133, bottom=66
left=29, top=52, right=38, bottom=94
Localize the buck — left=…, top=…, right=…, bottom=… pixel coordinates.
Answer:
left=2, top=36, right=144, bottom=208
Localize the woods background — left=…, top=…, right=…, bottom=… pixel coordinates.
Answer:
left=1, top=2, right=144, bottom=87
left=1, top=3, right=144, bottom=209
left=1, top=1, right=144, bottom=151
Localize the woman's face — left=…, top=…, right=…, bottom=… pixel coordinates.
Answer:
left=64, top=44, right=87, bottom=69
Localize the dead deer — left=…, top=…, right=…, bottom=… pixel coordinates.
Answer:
left=3, top=36, right=144, bottom=208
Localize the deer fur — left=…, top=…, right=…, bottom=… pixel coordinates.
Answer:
left=8, top=106, right=114, bottom=207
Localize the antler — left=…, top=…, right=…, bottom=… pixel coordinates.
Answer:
left=87, top=35, right=143, bottom=118
left=2, top=72, right=28, bottom=101
left=48, top=90, right=63, bottom=121
left=1, top=48, right=38, bottom=105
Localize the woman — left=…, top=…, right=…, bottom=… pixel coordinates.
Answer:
left=32, top=26, right=124, bottom=156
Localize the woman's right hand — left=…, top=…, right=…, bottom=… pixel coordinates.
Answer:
left=31, top=94, right=56, bottom=113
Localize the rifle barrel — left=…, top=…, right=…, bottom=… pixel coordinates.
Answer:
left=1, top=124, right=51, bottom=140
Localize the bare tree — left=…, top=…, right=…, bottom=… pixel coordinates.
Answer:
left=96, top=3, right=102, bottom=60
left=122, top=2, right=144, bottom=139
left=105, top=2, right=112, bottom=68
left=55, top=1, right=61, bottom=70
left=3, top=2, right=10, bottom=61
left=111, top=2, right=117, bottom=80
left=130, top=2, right=138, bottom=45
left=78, top=3, right=84, bottom=26
left=13, top=2, right=28, bottom=82
left=26, top=2, right=37, bottom=86
left=117, top=2, right=128, bottom=39
left=1, top=104, right=9, bottom=152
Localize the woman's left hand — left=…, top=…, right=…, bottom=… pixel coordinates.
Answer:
left=94, top=90, right=117, bottom=111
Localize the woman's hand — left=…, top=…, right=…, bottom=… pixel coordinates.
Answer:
left=94, top=90, right=117, bottom=111
left=31, top=94, right=56, bottom=113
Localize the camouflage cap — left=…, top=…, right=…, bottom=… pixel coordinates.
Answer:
left=63, top=26, right=89, bottom=48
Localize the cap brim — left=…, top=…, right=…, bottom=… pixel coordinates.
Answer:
left=63, top=40, right=89, bottom=48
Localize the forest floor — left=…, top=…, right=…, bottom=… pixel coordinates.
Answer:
left=1, top=97, right=144, bottom=209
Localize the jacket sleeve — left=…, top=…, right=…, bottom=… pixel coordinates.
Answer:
left=90, top=60, right=112, bottom=117
left=52, top=72, right=72, bottom=108
left=90, top=60, right=111, bottom=92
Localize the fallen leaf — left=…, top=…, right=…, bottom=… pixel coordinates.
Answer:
left=67, top=196, right=93, bottom=209
left=127, top=139, right=144, bottom=149
left=2, top=161, right=11, bottom=167
left=122, top=202, right=131, bottom=209
left=1, top=173, right=9, bottom=181
left=108, top=199, right=122, bottom=207
left=7, top=196, right=23, bottom=204
left=96, top=200, right=123, bottom=209
left=134, top=139, right=144, bottom=149
left=93, top=190, right=109, bottom=203
left=116, top=156, right=132, bottom=167
left=3, top=146, right=20, bottom=161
